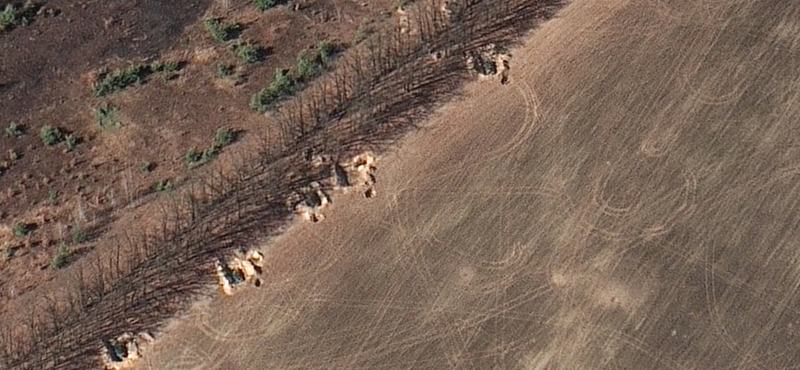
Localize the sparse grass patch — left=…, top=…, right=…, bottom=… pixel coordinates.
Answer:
left=5, top=122, right=23, bottom=138
left=95, top=103, right=121, bottom=129
left=204, top=17, right=241, bottom=42
left=7, top=149, right=19, bottom=160
left=353, top=23, right=372, bottom=44
left=47, top=189, right=58, bottom=204
left=71, top=226, right=87, bottom=244
left=13, top=221, right=30, bottom=237
left=50, top=243, right=71, bottom=269
left=64, top=134, right=78, bottom=152
left=295, top=52, right=319, bottom=82
left=39, top=125, right=63, bottom=146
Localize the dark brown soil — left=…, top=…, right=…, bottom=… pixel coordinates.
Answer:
left=0, top=0, right=391, bottom=319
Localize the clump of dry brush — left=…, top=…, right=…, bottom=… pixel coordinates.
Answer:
left=0, top=0, right=565, bottom=368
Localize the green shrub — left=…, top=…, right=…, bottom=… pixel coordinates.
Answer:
left=204, top=17, right=241, bottom=42
left=269, top=68, right=295, bottom=96
left=250, top=69, right=295, bottom=112
left=39, top=125, right=63, bottom=146
left=295, top=53, right=318, bottom=81
left=186, top=148, right=203, bottom=167
left=0, top=4, right=16, bottom=32
left=315, top=40, right=338, bottom=64
left=160, top=60, right=180, bottom=73
left=213, top=127, right=234, bottom=148
left=95, top=103, right=121, bottom=129
left=92, top=65, right=152, bottom=97
left=0, top=2, right=38, bottom=33
left=5, top=122, right=23, bottom=138
left=50, top=243, right=71, bottom=269
left=13, top=221, right=30, bottom=237
left=249, top=89, right=272, bottom=113
left=232, top=42, right=261, bottom=64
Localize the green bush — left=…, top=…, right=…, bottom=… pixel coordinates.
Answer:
left=250, top=69, right=296, bottom=112
left=204, top=17, right=241, bottom=42
left=186, top=148, right=203, bottom=167
left=315, top=40, right=338, bottom=64
left=50, top=243, right=71, bottom=269
left=92, top=65, right=152, bottom=97
left=95, top=103, right=121, bottom=129
left=160, top=60, right=180, bottom=73
left=5, top=122, right=23, bottom=138
left=13, top=221, right=30, bottom=237
left=48, top=189, right=59, bottom=204
left=295, top=53, right=318, bottom=81
left=214, top=127, right=234, bottom=148
left=269, top=68, right=295, bottom=96
left=232, top=43, right=260, bottom=64
left=216, top=63, right=234, bottom=78
left=0, top=5, right=15, bottom=32
left=39, top=125, right=63, bottom=146
left=0, top=2, right=38, bottom=33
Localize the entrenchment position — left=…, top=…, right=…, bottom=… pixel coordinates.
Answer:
left=99, top=332, right=153, bottom=370
left=294, top=152, right=378, bottom=223
left=335, top=152, right=378, bottom=198
left=293, top=181, right=330, bottom=223
left=466, top=44, right=512, bottom=84
left=215, top=250, right=266, bottom=296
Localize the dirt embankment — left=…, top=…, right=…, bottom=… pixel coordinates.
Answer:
left=0, top=0, right=565, bottom=369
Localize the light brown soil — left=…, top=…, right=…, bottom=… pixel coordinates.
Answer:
left=136, top=0, right=800, bottom=369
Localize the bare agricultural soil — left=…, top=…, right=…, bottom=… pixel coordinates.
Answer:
left=138, top=0, right=800, bottom=369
